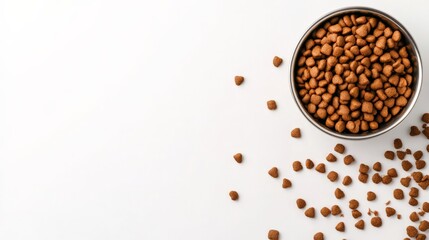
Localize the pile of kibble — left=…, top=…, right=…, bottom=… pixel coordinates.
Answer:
left=231, top=48, right=427, bottom=240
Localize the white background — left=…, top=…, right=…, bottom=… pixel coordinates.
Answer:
left=0, top=0, right=429, bottom=239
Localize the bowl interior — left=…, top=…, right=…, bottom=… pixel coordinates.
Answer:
left=290, top=7, right=422, bottom=140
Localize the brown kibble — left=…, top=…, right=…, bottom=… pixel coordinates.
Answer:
left=419, top=220, right=429, bottom=232
left=423, top=127, right=429, bottom=139
left=402, top=160, right=413, bottom=171
left=386, top=207, right=396, bottom=217
left=229, top=191, right=239, bottom=201
left=409, top=187, right=419, bottom=197
left=326, top=153, right=337, bottom=162
left=267, top=100, right=277, bottom=110
left=367, top=191, right=377, bottom=201
left=384, top=150, right=395, bottom=160
left=233, top=153, right=243, bottom=163
left=422, top=113, right=429, bottom=123
left=273, top=56, right=283, bottom=67
left=416, top=160, right=426, bottom=170
left=291, top=128, right=301, bottom=138
left=320, top=207, right=331, bottom=217
left=331, top=205, right=342, bottom=216
left=355, top=219, right=365, bottom=230
left=382, top=175, right=392, bottom=184
left=327, top=171, right=339, bottom=182
left=268, top=229, right=279, bottom=240
left=359, top=164, right=370, bottom=174
left=315, top=163, right=326, bottom=173
left=372, top=173, right=382, bottom=184
left=349, top=199, right=359, bottom=209
left=305, top=207, right=316, bottom=218
left=359, top=173, right=369, bottom=183
left=234, top=76, right=244, bottom=86
left=417, top=234, right=427, bottom=240
left=282, top=178, right=292, bottom=188
left=410, top=212, right=420, bottom=222
left=334, top=143, right=345, bottom=154
left=352, top=209, right=362, bottom=219
left=413, top=171, right=424, bottom=182
left=387, top=168, right=398, bottom=177
left=410, top=126, right=421, bottom=136
left=401, top=177, right=411, bottom=187
left=356, top=25, right=368, bottom=37
left=397, top=150, right=406, bottom=160
left=268, top=167, right=279, bottom=178
left=296, top=198, right=306, bottom=209
left=321, top=44, right=333, bottom=55
left=371, top=217, right=382, bottom=227
left=335, top=188, right=345, bottom=199
left=305, top=159, right=314, bottom=169
left=393, top=189, right=404, bottom=200
left=409, top=197, right=419, bottom=206
left=407, top=226, right=418, bottom=238
left=292, top=161, right=303, bottom=172
left=313, top=232, right=324, bottom=240
left=414, top=150, right=423, bottom=160
left=392, top=30, right=401, bottom=42
left=373, top=162, right=382, bottom=171
left=343, top=175, right=353, bottom=186
left=335, top=222, right=345, bottom=232
left=419, top=211, right=426, bottom=216
left=423, top=202, right=429, bottom=212
left=344, top=155, right=355, bottom=165
left=394, top=138, right=403, bottom=149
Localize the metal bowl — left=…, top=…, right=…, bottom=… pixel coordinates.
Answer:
left=290, top=6, right=422, bottom=140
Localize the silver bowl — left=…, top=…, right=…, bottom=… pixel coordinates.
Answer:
left=290, top=6, right=422, bottom=140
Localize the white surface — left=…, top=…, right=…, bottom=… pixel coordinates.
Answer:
left=0, top=0, right=428, bottom=239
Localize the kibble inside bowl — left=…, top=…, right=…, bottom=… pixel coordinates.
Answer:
left=290, top=7, right=422, bottom=140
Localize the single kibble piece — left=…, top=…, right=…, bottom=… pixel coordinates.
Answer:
left=367, top=191, right=377, bottom=201
left=416, top=160, right=426, bottom=170
left=387, top=168, right=398, bottom=178
left=343, top=155, right=355, bottom=165
left=385, top=207, right=396, bottom=217
left=305, top=207, right=316, bottom=218
left=409, top=187, right=419, bottom=197
left=305, top=159, right=314, bottom=169
left=414, top=150, right=424, bottom=160
left=343, top=175, right=353, bottom=186
left=382, top=175, right=392, bottom=184
left=315, top=163, right=326, bottom=173
left=359, top=173, right=369, bottom=183
left=397, top=150, right=406, bottom=160
left=268, top=229, right=280, bottom=240
left=234, top=76, right=244, bottom=86
left=416, top=234, right=426, bottom=240
left=384, top=151, right=395, bottom=160
left=320, top=207, right=331, bottom=217
left=273, top=56, right=283, bottom=67
left=402, top=160, right=413, bottom=171
left=401, top=177, right=411, bottom=187
left=393, top=189, right=404, bottom=200
left=419, top=220, right=429, bottom=232
left=335, top=222, right=345, bottom=232
left=335, top=188, right=345, bottom=199
left=413, top=171, right=424, bottom=182
left=291, top=128, right=301, bottom=138
left=409, top=197, right=419, bottom=206
left=371, top=217, right=382, bottom=227
left=423, top=202, right=429, bottom=212
left=423, top=113, right=429, bottom=123
left=296, top=198, right=306, bottom=209
left=424, top=127, right=429, bottom=139
left=410, top=126, right=421, bottom=136
left=313, top=232, right=324, bottom=240
left=410, top=212, right=420, bottom=222
left=326, top=153, right=337, bottom=162
left=331, top=205, right=342, bottom=216
left=334, top=143, right=345, bottom=154
left=352, top=209, right=362, bottom=219
left=327, top=171, right=339, bottom=182
left=292, top=161, right=303, bottom=172
left=419, top=211, right=426, bottom=216
left=407, top=226, right=418, bottom=238
left=397, top=214, right=402, bottom=219
left=372, top=173, right=382, bottom=184
left=355, top=219, right=365, bottom=230
left=267, top=100, right=277, bottom=110
left=233, top=153, right=243, bottom=163
left=394, top=138, right=403, bottom=149
left=349, top=199, right=359, bottom=209
left=268, top=167, right=279, bottom=178
left=229, top=191, right=239, bottom=201
left=373, top=162, right=382, bottom=171
left=282, top=178, right=292, bottom=188
left=359, top=164, right=370, bottom=174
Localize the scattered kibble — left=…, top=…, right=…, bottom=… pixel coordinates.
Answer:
left=272, top=56, right=283, bottom=67
left=229, top=191, right=239, bottom=201
left=334, top=144, right=345, bottom=154
left=292, top=161, right=303, bottom=172
left=305, top=159, right=314, bottom=169
left=335, top=222, right=345, bottom=232
left=268, top=229, right=279, bottom=240
left=313, top=232, right=324, bottom=240
left=268, top=167, right=279, bottom=178
left=296, top=198, right=306, bottom=209
left=355, top=219, right=365, bottom=230
left=282, top=178, right=292, bottom=188
left=305, top=207, right=316, bottom=218
left=267, top=100, right=277, bottom=110
left=367, top=191, right=377, bottom=201
left=234, top=76, right=244, bottom=86
left=291, top=128, right=301, bottom=138
left=371, top=217, right=382, bottom=227
left=233, top=153, right=243, bottom=163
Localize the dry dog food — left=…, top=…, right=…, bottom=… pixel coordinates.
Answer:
left=320, top=207, right=331, bottom=217
left=343, top=154, right=355, bottom=165
left=334, top=143, right=346, bottom=153
left=296, top=198, right=307, bottom=209
left=335, top=222, right=345, bottom=232
left=267, top=100, right=277, bottom=110
left=371, top=216, right=382, bottom=227
left=282, top=178, right=292, bottom=188
left=306, top=159, right=315, bottom=169
left=305, top=207, right=316, bottom=218
left=313, top=232, right=324, bottom=240
left=273, top=56, right=283, bottom=67
left=386, top=207, right=396, bottom=217
left=268, top=167, right=279, bottom=178
left=234, top=76, right=244, bottom=86
left=233, top=153, right=243, bottom=163
left=342, top=175, right=353, bottom=186
left=367, top=191, right=377, bottom=201
left=331, top=205, right=342, bottom=216
left=327, top=171, right=339, bottom=181
left=355, top=219, right=365, bottom=230
left=268, top=229, right=279, bottom=240
left=229, top=191, right=239, bottom=201
left=293, top=161, right=303, bottom=171
left=294, top=14, right=415, bottom=134
left=291, top=128, right=301, bottom=138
